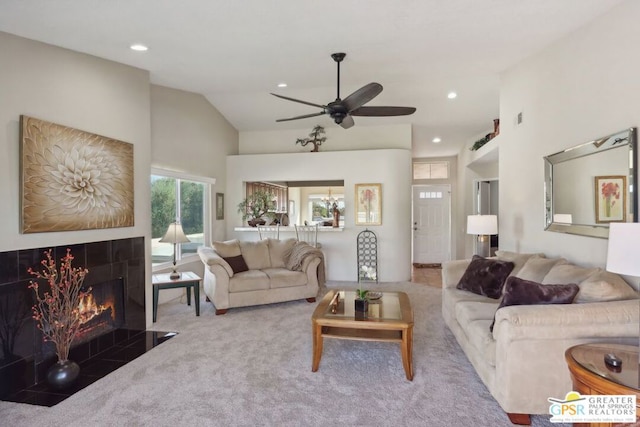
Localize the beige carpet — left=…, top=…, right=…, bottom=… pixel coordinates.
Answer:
left=0, top=282, right=566, bottom=427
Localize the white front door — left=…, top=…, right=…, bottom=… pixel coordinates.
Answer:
left=412, top=185, right=451, bottom=264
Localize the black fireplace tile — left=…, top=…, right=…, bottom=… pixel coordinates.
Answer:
left=0, top=251, right=19, bottom=285
left=54, top=244, right=87, bottom=269
left=18, top=248, right=44, bottom=281
left=132, top=236, right=145, bottom=260
left=85, top=240, right=112, bottom=267
left=8, top=389, right=69, bottom=407
left=81, top=359, right=127, bottom=378
left=112, top=239, right=133, bottom=262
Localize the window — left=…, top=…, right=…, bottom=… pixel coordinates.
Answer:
left=413, top=161, right=449, bottom=180
left=151, top=169, right=214, bottom=267
left=419, top=191, right=443, bottom=199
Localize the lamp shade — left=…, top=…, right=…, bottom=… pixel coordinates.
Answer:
left=606, top=223, right=640, bottom=276
left=467, top=215, right=498, bottom=235
left=159, top=222, right=191, bottom=244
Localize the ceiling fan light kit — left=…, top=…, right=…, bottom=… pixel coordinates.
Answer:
left=272, top=52, right=416, bottom=129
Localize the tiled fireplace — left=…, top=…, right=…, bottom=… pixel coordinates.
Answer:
left=0, top=237, right=157, bottom=404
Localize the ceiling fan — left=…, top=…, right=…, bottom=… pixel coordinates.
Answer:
left=271, top=53, right=416, bottom=129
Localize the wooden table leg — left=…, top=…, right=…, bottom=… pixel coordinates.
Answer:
left=153, top=284, right=159, bottom=323
left=312, top=322, right=323, bottom=372
left=401, top=326, right=414, bottom=381
left=194, top=283, right=200, bottom=316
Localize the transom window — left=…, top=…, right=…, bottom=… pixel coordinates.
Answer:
left=413, top=161, right=449, bottom=180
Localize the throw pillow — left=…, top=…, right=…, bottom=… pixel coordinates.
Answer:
left=490, top=276, right=579, bottom=332
left=541, top=264, right=600, bottom=286
left=213, top=239, right=241, bottom=258
left=223, top=254, right=249, bottom=274
left=515, top=257, right=568, bottom=283
left=575, top=270, right=639, bottom=303
left=456, top=255, right=515, bottom=299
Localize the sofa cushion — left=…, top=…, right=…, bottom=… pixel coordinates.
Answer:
left=515, top=257, right=567, bottom=282
left=462, top=319, right=497, bottom=367
left=495, top=250, right=545, bottom=277
left=213, top=239, right=241, bottom=258
left=228, top=270, right=270, bottom=293
left=490, top=276, right=579, bottom=331
left=456, top=255, right=515, bottom=299
left=455, top=300, right=500, bottom=323
left=267, top=238, right=296, bottom=268
left=263, top=268, right=308, bottom=289
left=223, top=255, right=249, bottom=274
left=239, top=240, right=271, bottom=270
left=541, top=263, right=599, bottom=286
left=576, top=270, right=639, bottom=303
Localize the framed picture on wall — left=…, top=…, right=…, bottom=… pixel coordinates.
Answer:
left=216, top=193, right=225, bottom=220
left=355, top=183, right=382, bottom=225
left=594, top=175, right=625, bottom=223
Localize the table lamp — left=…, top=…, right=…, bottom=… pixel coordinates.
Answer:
left=467, top=214, right=498, bottom=257
left=159, top=221, right=191, bottom=279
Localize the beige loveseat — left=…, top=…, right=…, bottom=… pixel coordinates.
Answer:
left=198, top=238, right=322, bottom=314
left=442, top=251, right=639, bottom=424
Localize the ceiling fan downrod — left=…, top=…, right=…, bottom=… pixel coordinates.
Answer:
left=331, top=52, right=346, bottom=101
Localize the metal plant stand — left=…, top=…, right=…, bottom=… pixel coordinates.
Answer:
left=357, top=229, right=378, bottom=283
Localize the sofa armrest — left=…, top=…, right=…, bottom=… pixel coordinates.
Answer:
left=442, top=259, right=471, bottom=289
left=493, top=299, right=640, bottom=341
left=198, top=247, right=234, bottom=277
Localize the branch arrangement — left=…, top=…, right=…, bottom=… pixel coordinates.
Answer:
left=28, top=249, right=89, bottom=362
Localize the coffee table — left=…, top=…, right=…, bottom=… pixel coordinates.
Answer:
left=311, top=289, right=414, bottom=380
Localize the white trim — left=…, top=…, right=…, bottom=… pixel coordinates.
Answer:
left=151, top=167, right=216, bottom=185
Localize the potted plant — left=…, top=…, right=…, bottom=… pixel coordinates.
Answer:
left=28, top=249, right=90, bottom=390
left=237, top=189, right=276, bottom=226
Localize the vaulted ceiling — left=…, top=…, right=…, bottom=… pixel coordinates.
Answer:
left=0, top=0, right=626, bottom=156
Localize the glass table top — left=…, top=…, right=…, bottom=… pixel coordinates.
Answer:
left=324, top=290, right=402, bottom=321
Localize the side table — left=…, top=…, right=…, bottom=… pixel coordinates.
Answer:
left=152, top=271, right=201, bottom=322
left=565, top=343, right=640, bottom=427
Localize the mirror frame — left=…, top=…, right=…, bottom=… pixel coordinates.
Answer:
left=544, top=127, right=637, bottom=239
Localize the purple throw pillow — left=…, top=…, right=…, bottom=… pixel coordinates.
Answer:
left=456, top=255, right=515, bottom=299
left=223, top=255, right=249, bottom=274
left=490, top=276, right=579, bottom=332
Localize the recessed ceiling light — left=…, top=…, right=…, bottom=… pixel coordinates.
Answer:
left=130, top=44, right=148, bottom=52
left=432, top=137, right=442, bottom=143
left=277, top=83, right=288, bottom=88
left=447, top=92, right=457, bottom=99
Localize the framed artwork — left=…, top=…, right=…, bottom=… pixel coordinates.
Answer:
left=355, top=183, right=382, bottom=225
left=595, top=175, right=626, bottom=223
left=216, top=193, right=225, bottom=220
left=20, top=115, right=134, bottom=233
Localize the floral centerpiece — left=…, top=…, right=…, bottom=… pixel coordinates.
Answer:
left=28, top=249, right=89, bottom=388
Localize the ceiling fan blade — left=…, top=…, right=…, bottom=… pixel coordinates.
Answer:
left=339, top=115, right=355, bottom=129
left=342, top=83, right=383, bottom=112
left=350, top=106, right=416, bottom=117
left=276, top=111, right=326, bottom=122
left=271, top=93, right=327, bottom=109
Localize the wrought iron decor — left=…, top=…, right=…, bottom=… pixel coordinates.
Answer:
left=357, top=229, right=378, bottom=283
left=20, top=115, right=134, bottom=233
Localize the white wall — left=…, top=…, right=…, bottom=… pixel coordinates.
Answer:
left=240, top=124, right=411, bottom=154
left=150, top=85, right=239, bottom=243
left=149, top=85, right=239, bottom=302
left=227, top=149, right=412, bottom=282
left=499, top=0, right=640, bottom=267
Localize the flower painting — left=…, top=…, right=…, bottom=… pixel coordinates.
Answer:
left=355, top=183, right=382, bottom=225
left=20, top=115, right=134, bottom=233
left=594, top=175, right=626, bottom=223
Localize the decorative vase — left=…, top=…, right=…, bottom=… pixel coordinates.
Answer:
left=47, top=359, right=80, bottom=390
left=247, top=218, right=266, bottom=227
left=354, top=298, right=368, bottom=320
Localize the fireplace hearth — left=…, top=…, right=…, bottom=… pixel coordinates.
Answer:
left=0, top=237, right=159, bottom=404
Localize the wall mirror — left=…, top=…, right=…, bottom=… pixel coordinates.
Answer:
left=544, top=127, right=637, bottom=238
